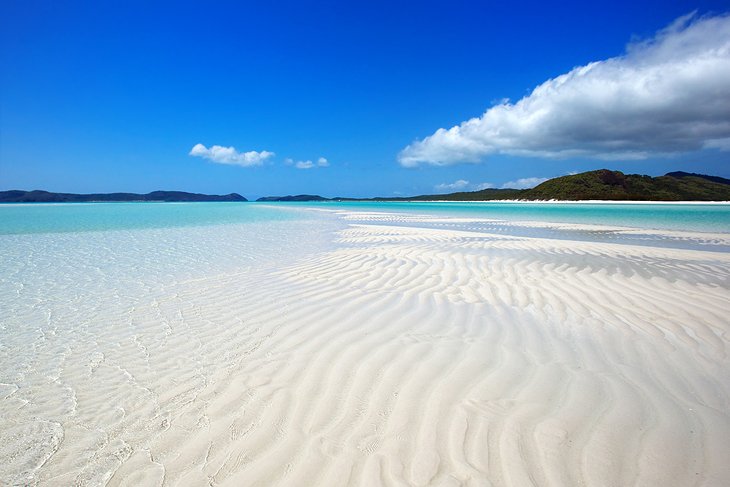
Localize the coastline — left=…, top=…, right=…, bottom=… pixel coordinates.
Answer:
left=3, top=199, right=729, bottom=205
left=299, top=201, right=730, bottom=235
left=1, top=205, right=729, bottom=485
left=372, top=199, right=730, bottom=204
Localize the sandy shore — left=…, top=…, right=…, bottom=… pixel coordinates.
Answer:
left=2, top=209, right=729, bottom=486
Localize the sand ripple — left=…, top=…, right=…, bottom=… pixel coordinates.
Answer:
left=1, top=211, right=729, bottom=485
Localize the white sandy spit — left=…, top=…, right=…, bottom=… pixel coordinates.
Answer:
left=1, top=210, right=729, bottom=486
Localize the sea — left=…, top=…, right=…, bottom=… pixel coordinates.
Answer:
left=2, top=201, right=730, bottom=235
left=1, top=201, right=729, bottom=484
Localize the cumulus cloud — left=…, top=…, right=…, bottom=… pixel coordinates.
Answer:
left=295, top=160, right=314, bottom=169
left=190, top=143, right=274, bottom=167
left=434, top=180, right=495, bottom=192
left=399, top=12, right=730, bottom=166
left=291, top=156, right=330, bottom=169
left=500, top=177, right=549, bottom=189
left=435, top=179, right=470, bottom=191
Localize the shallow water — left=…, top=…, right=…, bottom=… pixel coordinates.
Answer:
left=2, top=201, right=730, bottom=235
left=1, top=202, right=729, bottom=484
left=0, top=202, right=302, bottom=235
left=277, top=200, right=730, bottom=233
left=0, top=206, right=338, bottom=484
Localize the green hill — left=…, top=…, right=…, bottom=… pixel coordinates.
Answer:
left=13, top=170, right=726, bottom=204
left=521, top=170, right=730, bottom=201
left=254, top=170, right=730, bottom=202
left=665, top=171, right=730, bottom=185
left=375, top=170, right=730, bottom=201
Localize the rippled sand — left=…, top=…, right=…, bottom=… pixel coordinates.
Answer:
left=1, top=209, right=729, bottom=486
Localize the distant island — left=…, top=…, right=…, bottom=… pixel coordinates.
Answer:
left=3, top=170, right=729, bottom=204
left=0, top=190, right=247, bottom=203
left=256, top=194, right=329, bottom=202
left=257, top=170, right=730, bottom=202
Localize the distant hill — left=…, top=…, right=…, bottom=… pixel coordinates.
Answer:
left=256, top=194, right=328, bottom=202
left=6, top=169, right=728, bottom=204
left=521, top=170, right=730, bottom=201
left=0, top=190, right=247, bottom=203
left=368, top=188, right=522, bottom=201
left=664, top=171, right=730, bottom=186
left=256, top=188, right=521, bottom=202
left=254, top=171, right=729, bottom=202
left=347, top=170, right=728, bottom=202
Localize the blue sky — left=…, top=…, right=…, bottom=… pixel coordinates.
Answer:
left=1, top=0, right=729, bottom=199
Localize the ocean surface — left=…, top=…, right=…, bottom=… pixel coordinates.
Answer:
left=2, top=200, right=730, bottom=235
left=0, top=203, right=336, bottom=484
left=291, top=200, right=730, bottom=233
left=1, top=201, right=729, bottom=484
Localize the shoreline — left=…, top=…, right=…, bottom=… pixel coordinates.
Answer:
left=3, top=199, right=730, bottom=206
left=348, top=199, right=730, bottom=204
left=329, top=209, right=730, bottom=245
left=2, top=206, right=729, bottom=485
left=296, top=202, right=730, bottom=236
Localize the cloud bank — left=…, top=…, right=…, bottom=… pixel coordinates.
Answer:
left=190, top=143, right=274, bottom=167
left=399, top=12, right=730, bottom=167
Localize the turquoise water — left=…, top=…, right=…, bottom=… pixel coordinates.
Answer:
left=0, top=202, right=306, bottom=235
left=289, top=201, right=730, bottom=233
left=1, top=201, right=729, bottom=235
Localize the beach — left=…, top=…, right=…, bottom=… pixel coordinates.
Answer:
left=1, top=203, right=729, bottom=486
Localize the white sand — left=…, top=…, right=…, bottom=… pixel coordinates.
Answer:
left=2, top=210, right=729, bottom=486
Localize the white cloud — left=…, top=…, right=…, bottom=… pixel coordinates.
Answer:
left=500, top=177, right=548, bottom=189
left=435, top=179, right=470, bottom=191
left=399, top=13, right=730, bottom=166
left=295, top=160, right=315, bottom=169
left=434, top=179, right=495, bottom=192
left=190, top=143, right=274, bottom=167
left=291, top=156, right=330, bottom=169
